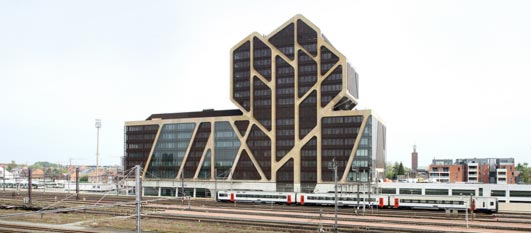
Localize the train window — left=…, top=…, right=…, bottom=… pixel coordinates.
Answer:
left=490, top=202, right=494, bottom=206
left=491, top=190, right=506, bottom=197
left=382, top=188, right=396, bottom=194
left=427, top=200, right=435, bottom=204
left=219, top=193, right=227, bottom=197
left=425, top=189, right=449, bottom=195
left=399, top=188, right=422, bottom=195
left=452, top=189, right=475, bottom=196
left=509, top=191, right=531, bottom=197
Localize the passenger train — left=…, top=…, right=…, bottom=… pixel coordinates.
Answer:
left=217, top=190, right=498, bottom=212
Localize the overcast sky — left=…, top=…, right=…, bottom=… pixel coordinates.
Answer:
left=1, top=0, right=530, bottom=167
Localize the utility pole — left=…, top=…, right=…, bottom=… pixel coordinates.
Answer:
left=75, top=167, right=80, bottom=200
left=135, top=165, right=141, bottom=233
left=68, top=159, right=71, bottom=194
left=181, top=170, right=185, bottom=198
left=2, top=165, right=5, bottom=192
left=328, top=158, right=338, bottom=233
left=28, top=169, right=32, bottom=206
left=352, top=167, right=360, bottom=211
left=214, top=168, right=217, bottom=200
left=368, top=168, right=372, bottom=208
left=95, top=119, right=101, bottom=185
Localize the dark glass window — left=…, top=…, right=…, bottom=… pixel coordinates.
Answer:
left=320, top=46, right=339, bottom=75
left=300, top=137, right=317, bottom=193
left=275, top=56, right=294, bottom=160
left=321, top=116, right=362, bottom=181
left=299, top=90, right=317, bottom=139
left=183, top=122, right=211, bottom=178
left=233, top=150, right=261, bottom=180
left=146, top=123, right=195, bottom=179
left=253, top=37, right=272, bottom=81
left=125, top=125, right=159, bottom=171
left=253, top=76, right=272, bottom=131
left=214, top=122, right=241, bottom=179
left=246, top=125, right=271, bottom=180
left=269, top=23, right=294, bottom=60
left=321, top=66, right=343, bottom=107
left=198, top=150, right=211, bottom=179
left=297, top=19, right=317, bottom=56
left=233, top=41, right=251, bottom=111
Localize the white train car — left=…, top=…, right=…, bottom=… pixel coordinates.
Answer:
left=217, top=190, right=296, bottom=204
left=216, top=191, right=498, bottom=212
left=298, top=193, right=377, bottom=207
left=380, top=195, right=498, bottom=212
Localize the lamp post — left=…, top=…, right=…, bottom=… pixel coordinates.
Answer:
left=95, top=119, right=101, bottom=185
left=214, top=168, right=217, bottom=200
left=327, top=158, right=338, bottom=233
left=352, top=167, right=360, bottom=210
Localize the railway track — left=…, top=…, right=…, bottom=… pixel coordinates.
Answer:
left=144, top=205, right=531, bottom=232
left=2, top=191, right=531, bottom=232
left=0, top=222, right=96, bottom=233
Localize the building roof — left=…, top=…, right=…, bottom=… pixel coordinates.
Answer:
left=146, top=109, right=243, bottom=120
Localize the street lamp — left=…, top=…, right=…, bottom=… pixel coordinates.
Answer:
left=352, top=167, right=360, bottom=210
left=327, top=158, right=338, bottom=233
left=95, top=119, right=101, bottom=185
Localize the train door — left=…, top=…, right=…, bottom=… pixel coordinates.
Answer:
left=230, top=193, right=235, bottom=203
left=300, top=194, right=305, bottom=205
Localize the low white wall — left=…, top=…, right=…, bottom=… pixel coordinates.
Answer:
left=499, top=202, right=531, bottom=213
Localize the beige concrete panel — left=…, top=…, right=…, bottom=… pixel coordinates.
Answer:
left=206, top=123, right=215, bottom=180
left=228, top=120, right=268, bottom=181
left=193, top=134, right=213, bottom=179
left=340, top=112, right=370, bottom=182
left=141, top=123, right=162, bottom=178
left=176, top=122, right=200, bottom=180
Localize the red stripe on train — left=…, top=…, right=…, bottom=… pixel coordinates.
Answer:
left=287, top=195, right=292, bottom=204
left=300, top=195, right=305, bottom=205
left=379, top=197, right=384, bottom=208
left=230, top=193, right=235, bottom=203
left=394, top=198, right=399, bottom=208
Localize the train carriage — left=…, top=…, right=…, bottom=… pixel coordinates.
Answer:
left=299, top=193, right=377, bottom=207
left=216, top=191, right=498, bottom=212
left=217, top=191, right=296, bottom=204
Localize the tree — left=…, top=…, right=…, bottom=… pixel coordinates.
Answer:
left=6, top=160, right=17, bottom=171
left=398, top=162, right=405, bottom=176
left=516, top=163, right=530, bottom=184
left=80, top=176, right=89, bottom=183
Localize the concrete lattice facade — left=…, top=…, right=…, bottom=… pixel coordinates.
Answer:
left=124, top=15, right=386, bottom=194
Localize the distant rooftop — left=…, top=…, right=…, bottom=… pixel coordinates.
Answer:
left=146, top=109, right=243, bottom=120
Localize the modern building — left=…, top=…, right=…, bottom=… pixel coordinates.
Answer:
left=428, top=159, right=465, bottom=183
left=455, top=158, right=516, bottom=184
left=124, top=15, right=386, bottom=196
left=429, top=157, right=516, bottom=184
left=411, top=145, right=418, bottom=173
